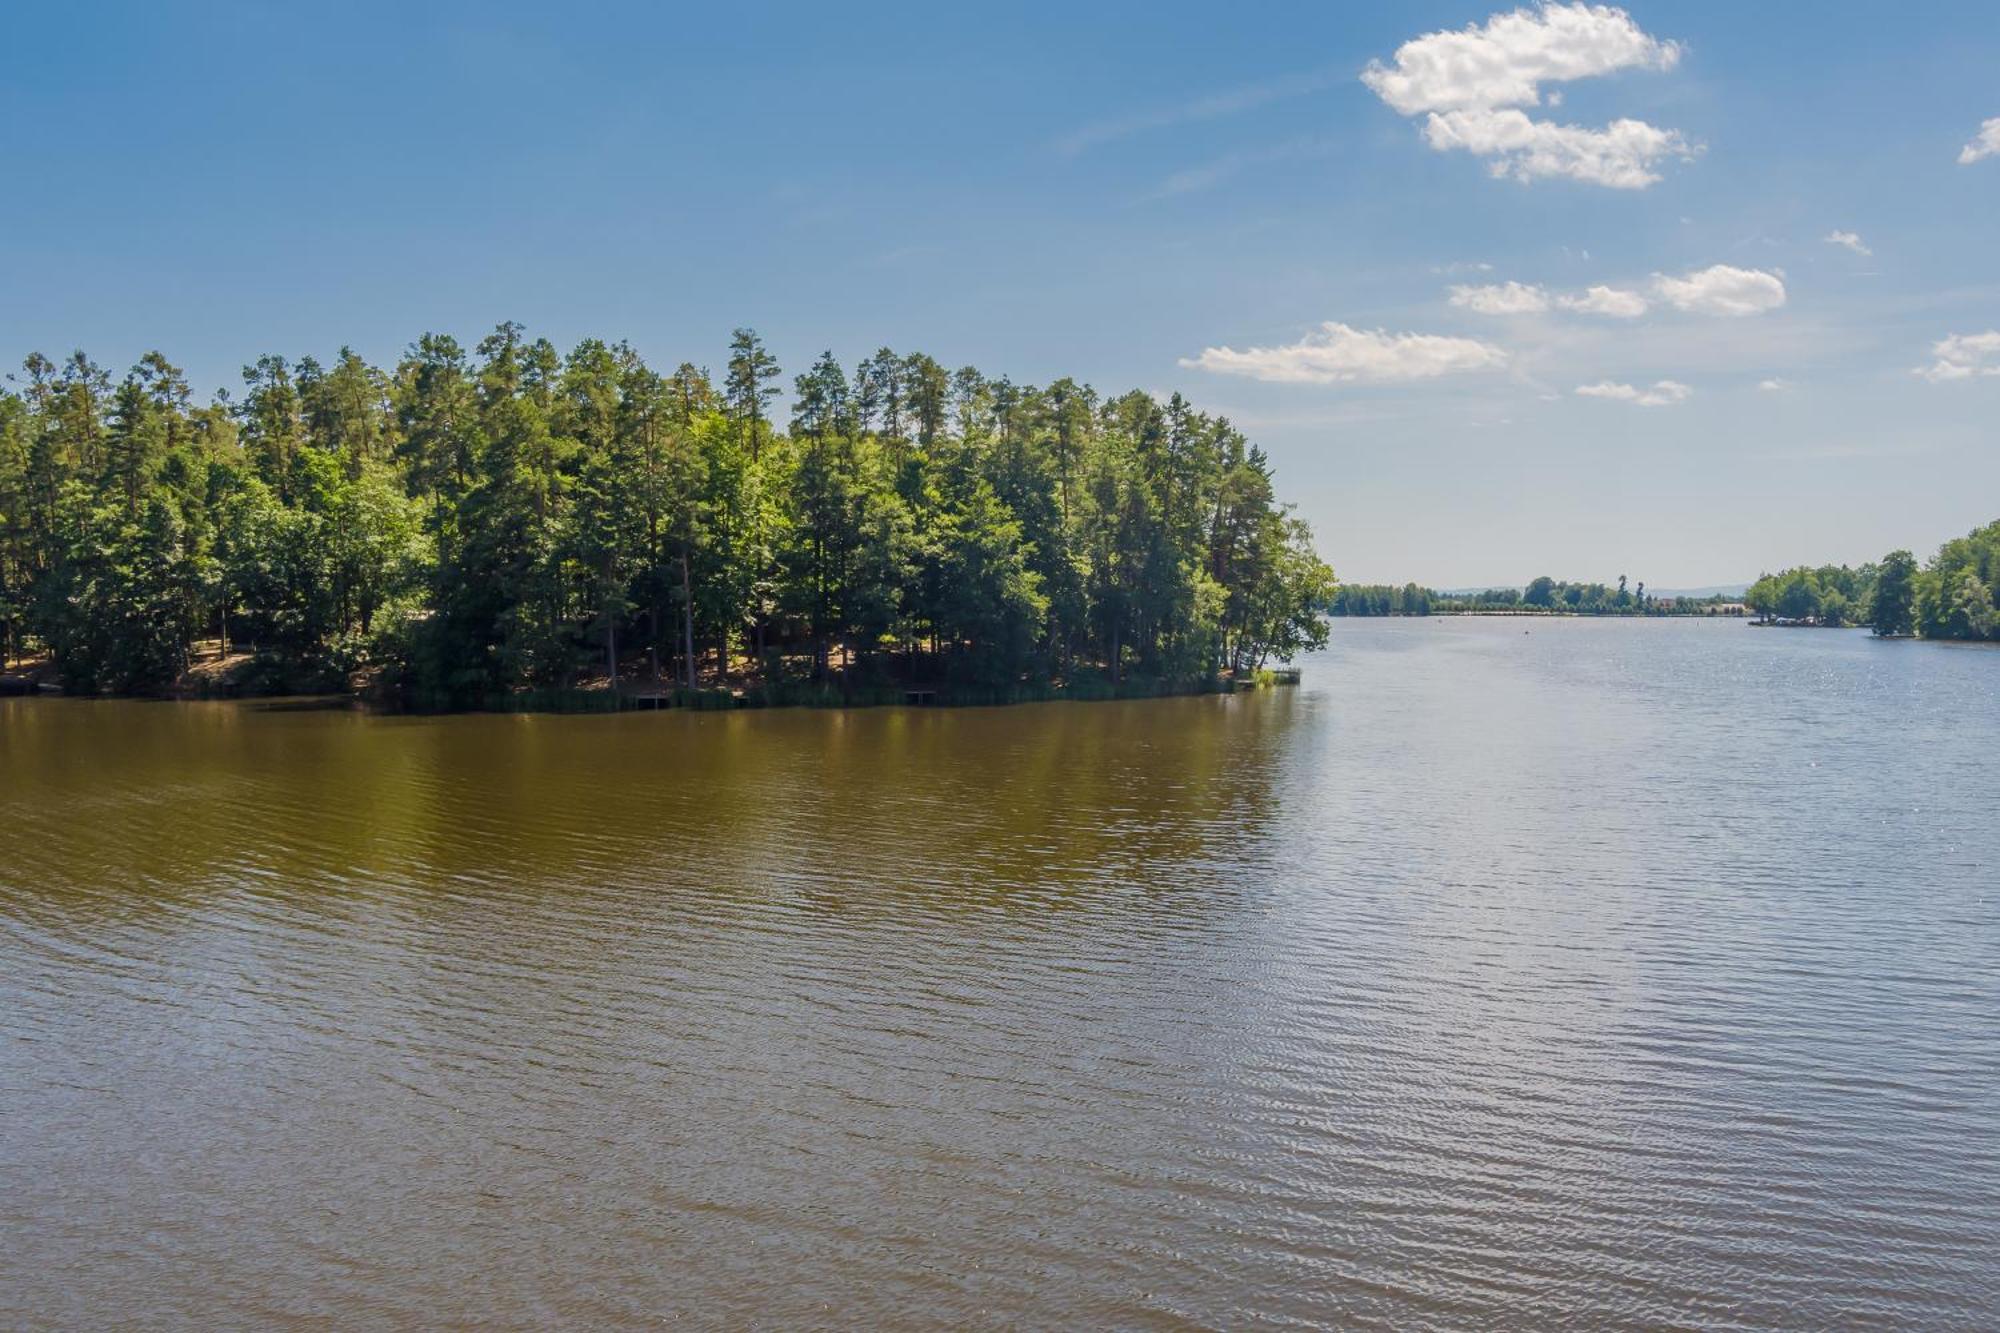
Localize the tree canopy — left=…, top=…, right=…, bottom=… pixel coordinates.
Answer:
left=1746, top=527, right=2000, bottom=642
left=0, top=329, right=1335, bottom=703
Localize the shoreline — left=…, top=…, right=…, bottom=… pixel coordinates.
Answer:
left=2, top=664, right=1300, bottom=714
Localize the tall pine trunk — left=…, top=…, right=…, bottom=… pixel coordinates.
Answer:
left=681, top=547, right=696, bottom=690
left=605, top=601, right=618, bottom=691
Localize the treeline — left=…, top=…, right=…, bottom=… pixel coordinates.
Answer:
left=1332, top=575, right=1734, bottom=616
left=1747, top=520, right=2000, bottom=639
left=0, top=327, right=1334, bottom=704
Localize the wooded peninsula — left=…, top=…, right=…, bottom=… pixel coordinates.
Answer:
left=1743, top=523, right=2000, bottom=639
left=0, top=328, right=1335, bottom=707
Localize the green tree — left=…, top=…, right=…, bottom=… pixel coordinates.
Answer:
left=2, top=327, right=1342, bottom=701
left=725, top=328, right=780, bottom=460
left=1870, top=550, right=1917, bottom=635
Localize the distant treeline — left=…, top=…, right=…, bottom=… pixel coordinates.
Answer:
left=0, top=328, right=1335, bottom=704
left=1747, top=518, right=2000, bottom=639
left=1331, top=576, right=1740, bottom=617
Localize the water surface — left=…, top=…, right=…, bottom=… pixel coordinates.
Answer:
left=4, top=619, right=1997, bottom=1328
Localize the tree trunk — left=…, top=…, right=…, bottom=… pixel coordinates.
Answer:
left=681, top=548, right=696, bottom=691
left=605, top=602, right=618, bottom=691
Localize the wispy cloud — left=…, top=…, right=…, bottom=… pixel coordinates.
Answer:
left=1749, top=434, right=1963, bottom=463
left=1559, top=284, right=1649, bottom=317
left=1576, top=379, right=1693, bottom=407
left=1182, top=322, right=1507, bottom=385
left=1959, top=117, right=2000, bottom=165
left=1914, top=330, right=2000, bottom=382
left=1450, top=279, right=1649, bottom=317
left=1449, top=280, right=1550, bottom=314
left=1824, top=229, right=1871, bottom=256
left=1148, top=136, right=1342, bottom=199
left=1055, top=65, right=1347, bottom=157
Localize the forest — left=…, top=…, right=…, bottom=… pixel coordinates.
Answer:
left=0, top=327, right=1335, bottom=706
left=1746, top=520, right=2000, bottom=639
left=1331, top=576, right=1738, bottom=616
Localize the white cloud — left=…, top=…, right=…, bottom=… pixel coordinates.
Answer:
left=1182, top=322, right=1507, bottom=385
left=1914, top=330, right=2000, bottom=382
left=1558, top=284, right=1649, bottom=317
left=1362, top=3, right=1692, bottom=188
left=1758, top=378, right=1791, bottom=392
left=1652, top=264, right=1787, bottom=316
left=1449, top=280, right=1551, bottom=314
left=1959, top=118, right=2000, bottom=165
left=1420, top=108, right=1692, bottom=188
left=1361, top=3, right=1681, bottom=114
left=1451, top=279, right=1648, bottom=317
left=1575, top=379, right=1692, bottom=406
left=1824, top=229, right=1871, bottom=256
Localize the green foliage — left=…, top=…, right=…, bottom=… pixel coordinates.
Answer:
left=38, top=488, right=199, bottom=691
left=1870, top=550, right=1917, bottom=636
left=0, top=328, right=1335, bottom=701
left=1744, top=563, right=1875, bottom=626
left=1910, top=520, right=2000, bottom=642
left=1750, top=523, right=1998, bottom=641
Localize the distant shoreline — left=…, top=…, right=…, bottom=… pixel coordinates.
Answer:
left=1332, top=608, right=1749, bottom=620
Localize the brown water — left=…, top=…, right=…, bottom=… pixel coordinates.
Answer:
left=3, top=618, right=1998, bottom=1329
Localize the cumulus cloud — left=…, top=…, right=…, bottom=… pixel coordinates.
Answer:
left=1361, top=3, right=1680, bottom=114
left=1758, top=378, right=1791, bottom=392
left=1959, top=118, right=2000, bottom=165
left=1362, top=3, right=1692, bottom=188
left=1824, top=229, right=1871, bottom=256
left=1575, top=379, right=1692, bottom=406
left=1914, top=331, right=2000, bottom=382
left=1420, top=108, right=1692, bottom=188
left=1182, top=322, right=1508, bottom=385
left=1449, top=281, right=1551, bottom=314
left=1558, top=284, right=1649, bottom=317
left=1652, top=264, right=1787, bottom=316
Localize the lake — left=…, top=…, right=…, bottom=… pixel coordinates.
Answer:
left=3, top=618, right=1997, bottom=1328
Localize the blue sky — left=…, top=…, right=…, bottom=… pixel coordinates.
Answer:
left=4, top=1, right=1996, bottom=586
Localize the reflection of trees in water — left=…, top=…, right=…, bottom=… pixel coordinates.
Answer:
left=727, top=693, right=1300, bottom=921
left=0, top=695, right=1301, bottom=937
